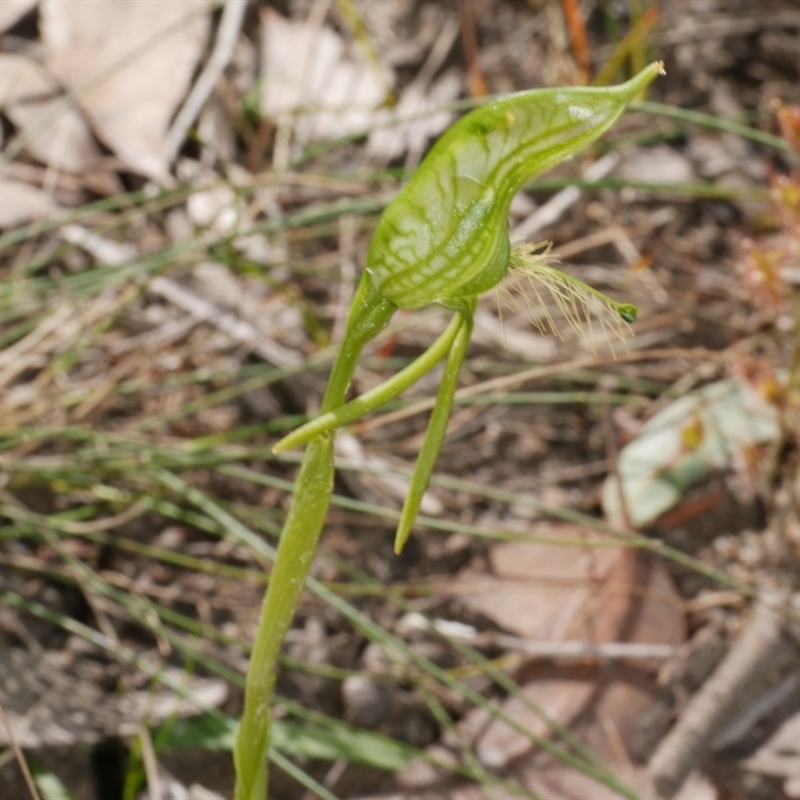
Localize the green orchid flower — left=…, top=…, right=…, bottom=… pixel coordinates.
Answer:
left=235, top=62, right=663, bottom=800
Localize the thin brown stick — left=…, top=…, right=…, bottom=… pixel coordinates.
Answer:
left=0, top=699, right=42, bottom=800
left=560, top=0, right=590, bottom=80
left=648, top=591, right=790, bottom=798
left=458, top=0, right=487, bottom=98
left=138, top=725, right=163, bottom=800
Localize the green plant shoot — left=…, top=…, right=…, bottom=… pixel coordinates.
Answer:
left=234, top=62, right=663, bottom=799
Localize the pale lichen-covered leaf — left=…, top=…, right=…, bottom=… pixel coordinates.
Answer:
left=603, top=378, right=781, bottom=528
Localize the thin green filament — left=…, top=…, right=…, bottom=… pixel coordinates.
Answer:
left=503, top=242, right=639, bottom=350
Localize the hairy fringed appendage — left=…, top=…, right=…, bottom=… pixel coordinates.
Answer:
left=496, top=242, right=639, bottom=353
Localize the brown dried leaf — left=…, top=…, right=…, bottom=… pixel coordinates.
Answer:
left=743, top=709, right=800, bottom=796
left=0, top=178, right=59, bottom=228
left=366, top=69, right=461, bottom=163
left=40, top=0, right=211, bottom=183
left=475, top=677, right=596, bottom=770
left=259, top=7, right=391, bottom=143
left=522, top=762, right=717, bottom=800
left=453, top=526, right=684, bottom=774
left=0, top=0, right=37, bottom=34
left=0, top=53, right=103, bottom=174
left=457, top=526, right=623, bottom=641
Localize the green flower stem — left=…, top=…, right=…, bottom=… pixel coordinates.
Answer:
left=273, top=311, right=465, bottom=454
left=234, top=275, right=394, bottom=800
left=233, top=435, right=333, bottom=800
left=395, top=303, right=475, bottom=553
left=234, top=65, right=664, bottom=798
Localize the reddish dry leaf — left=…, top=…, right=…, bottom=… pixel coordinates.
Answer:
left=451, top=525, right=684, bottom=776
left=475, top=677, right=596, bottom=769
left=457, top=527, right=626, bottom=642
left=472, top=555, right=684, bottom=771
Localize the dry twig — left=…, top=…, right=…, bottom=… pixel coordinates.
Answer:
left=648, top=591, right=791, bottom=798
left=165, top=0, right=249, bottom=164
left=0, top=699, right=41, bottom=800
